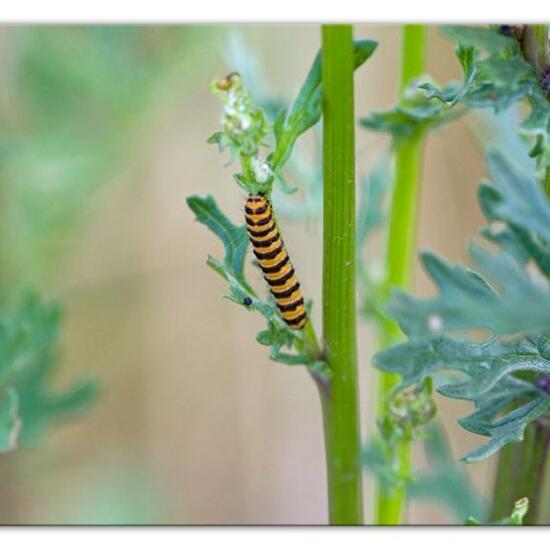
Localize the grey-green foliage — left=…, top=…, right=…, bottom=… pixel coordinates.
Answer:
left=363, top=423, right=486, bottom=522
left=0, top=292, right=97, bottom=452
left=421, top=26, right=550, bottom=173
left=374, top=152, right=550, bottom=462
left=0, top=26, right=202, bottom=284
left=360, top=77, right=463, bottom=144
left=471, top=108, right=536, bottom=176
left=376, top=334, right=550, bottom=462
left=389, top=153, right=550, bottom=338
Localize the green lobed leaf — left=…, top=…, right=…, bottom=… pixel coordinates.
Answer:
left=373, top=150, right=550, bottom=461
left=370, top=28, right=550, bottom=467
left=187, top=194, right=317, bottom=369
left=461, top=397, right=550, bottom=462
left=187, top=194, right=249, bottom=285
left=441, top=26, right=518, bottom=54
left=421, top=45, right=478, bottom=108
left=360, top=79, right=463, bottom=143
left=15, top=353, right=98, bottom=446
left=423, top=26, right=550, bottom=171
left=388, top=153, right=550, bottom=339
left=374, top=334, right=550, bottom=461
left=0, top=292, right=60, bottom=384
left=483, top=152, right=550, bottom=243
left=0, top=292, right=98, bottom=452
left=287, top=39, right=377, bottom=135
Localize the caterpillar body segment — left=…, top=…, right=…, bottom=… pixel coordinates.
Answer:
left=245, top=194, right=307, bottom=330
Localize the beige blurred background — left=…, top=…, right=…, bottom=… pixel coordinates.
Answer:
left=0, top=25, right=494, bottom=525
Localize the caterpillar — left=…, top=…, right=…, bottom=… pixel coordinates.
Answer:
left=245, top=193, right=307, bottom=330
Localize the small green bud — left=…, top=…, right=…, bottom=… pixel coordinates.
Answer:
left=386, top=380, right=437, bottom=438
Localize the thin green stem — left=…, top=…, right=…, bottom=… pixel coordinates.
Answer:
left=490, top=438, right=517, bottom=522
left=521, top=25, right=550, bottom=77
left=303, top=320, right=322, bottom=359
left=321, top=24, right=363, bottom=525
left=543, top=167, right=550, bottom=198
left=375, top=24, right=427, bottom=526
left=490, top=420, right=550, bottom=524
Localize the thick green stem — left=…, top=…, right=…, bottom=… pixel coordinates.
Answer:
left=321, top=24, right=363, bottom=525
left=375, top=24, right=427, bottom=525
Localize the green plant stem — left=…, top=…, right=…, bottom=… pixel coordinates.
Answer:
left=543, top=167, right=550, bottom=198
left=490, top=438, right=516, bottom=522
left=375, top=24, right=427, bottom=526
left=521, top=25, right=550, bottom=77
left=490, top=420, right=550, bottom=524
left=321, top=24, right=363, bottom=525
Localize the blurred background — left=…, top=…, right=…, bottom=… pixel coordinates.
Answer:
left=0, top=24, right=498, bottom=525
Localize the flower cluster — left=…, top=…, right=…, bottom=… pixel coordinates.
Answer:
left=209, top=73, right=272, bottom=191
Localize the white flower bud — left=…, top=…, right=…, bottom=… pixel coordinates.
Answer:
left=427, top=314, right=443, bottom=333
left=252, top=157, right=271, bottom=183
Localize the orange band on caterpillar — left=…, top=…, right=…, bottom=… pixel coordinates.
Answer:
left=245, top=193, right=307, bottom=330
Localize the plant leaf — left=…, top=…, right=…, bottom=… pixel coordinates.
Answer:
left=187, top=194, right=249, bottom=283
left=0, top=292, right=97, bottom=451
left=483, top=152, right=550, bottom=243
left=360, top=83, right=463, bottom=143
left=187, top=195, right=319, bottom=370
left=442, top=26, right=517, bottom=54
left=374, top=333, right=550, bottom=462
left=15, top=353, right=98, bottom=446
left=272, top=40, right=377, bottom=171
left=423, top=26, right=550, bottom=172
left=388, top=154, right=550, bottom=339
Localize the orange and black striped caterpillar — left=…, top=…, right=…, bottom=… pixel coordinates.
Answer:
left=245, top=193, right=307, bottom=330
